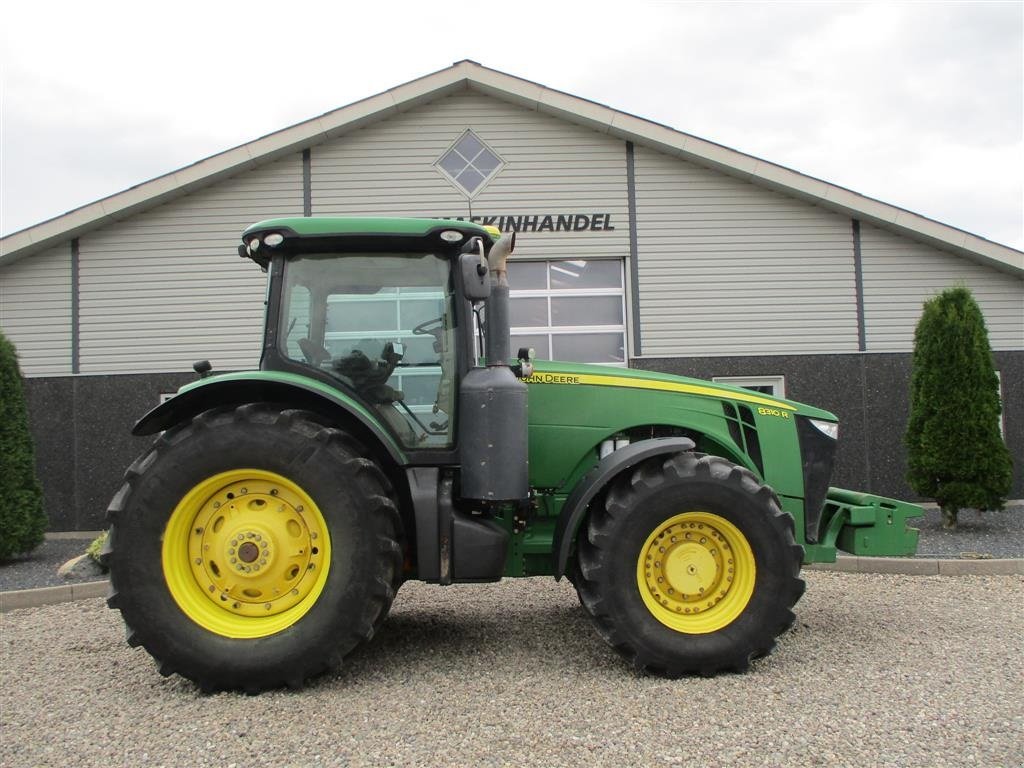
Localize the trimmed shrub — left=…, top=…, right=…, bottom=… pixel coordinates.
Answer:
left=905, top=286, right=1013, bottom=529
left=0, top=329, right=47, bottom=559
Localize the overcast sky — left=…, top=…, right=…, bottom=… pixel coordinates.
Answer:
left=2, top=1, right=1021, bottom=250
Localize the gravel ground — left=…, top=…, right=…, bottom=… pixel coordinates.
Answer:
left=1, top=572, right=1022, bottom=768
left=2, top=504, right=1019, bottom=594
left=911, top=504, right=1023, bottom=559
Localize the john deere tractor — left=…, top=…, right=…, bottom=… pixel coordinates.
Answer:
left=104, top=218, right=922, bottom=692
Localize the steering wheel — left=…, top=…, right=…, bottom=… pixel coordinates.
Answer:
left=298, top=338, right=330, bottom=366
left=412, top=317, right=444, bottom=336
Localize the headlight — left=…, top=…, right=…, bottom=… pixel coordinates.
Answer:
left=808, top=418, right=839, bottom=440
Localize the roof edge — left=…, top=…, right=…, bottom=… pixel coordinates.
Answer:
left=0, top=61, right=476, bottom=266
left=2, top=60, right=1021, bottom=276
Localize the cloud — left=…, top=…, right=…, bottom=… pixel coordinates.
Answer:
left=2, top=0, right=1021, bottom=248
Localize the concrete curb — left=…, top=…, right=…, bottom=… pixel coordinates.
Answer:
left=0, top=580, right=108, bottom=613
left=2, top=556, right=1022, bottom=613
left=808, top=556, right=1023, bottom=576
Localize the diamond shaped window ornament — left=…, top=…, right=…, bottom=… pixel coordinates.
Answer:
left=435, top=130, right=504, bottom=197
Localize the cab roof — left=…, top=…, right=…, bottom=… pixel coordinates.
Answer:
left=240, top=217, right=497, bottom=268
left=243, top=216, right=495, bottom=240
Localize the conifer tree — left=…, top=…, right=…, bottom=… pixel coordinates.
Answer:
left=0, top=330, right=46, bottom=559
left=905, top=286, right=1013, bottom=529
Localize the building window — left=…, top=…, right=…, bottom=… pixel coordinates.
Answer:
left=510, top=260, right=627, bottom=367
left=996, top=371, right=1005, bottom=438
left=712, top=375, right=786, bottom=398
left=435, top=130, right=504, bottom=197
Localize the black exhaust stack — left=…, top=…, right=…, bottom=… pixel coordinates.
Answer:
left=458, top=233, right=529, bottom=502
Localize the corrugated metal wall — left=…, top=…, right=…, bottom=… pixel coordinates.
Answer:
left=632, top=145, right=860, bottom=356
left=313, top=91, right=630, bottom=261
left=860, top=224, right=1024, bottom=352
left=0, top=244, right=73, bottom=375
left=3, top=89, right=1022, bottom=379
left=75, top=156, right=303, bottom=373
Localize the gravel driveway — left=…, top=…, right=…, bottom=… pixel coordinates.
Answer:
left=2, top=572, right=1022, bottom=768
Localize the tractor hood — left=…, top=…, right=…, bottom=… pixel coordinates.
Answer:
left=524, top=360, right=837, bottom=422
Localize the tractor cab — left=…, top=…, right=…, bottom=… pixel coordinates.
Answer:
left=239, top=217, right=523, bottom=454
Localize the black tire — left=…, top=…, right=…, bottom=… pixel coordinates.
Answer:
left=575, top=452, right=804, bottom=677
left=102, top=404, right=403, bottom=693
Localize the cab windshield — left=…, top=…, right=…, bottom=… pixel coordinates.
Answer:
left=279, top=252, right=456, bottom=449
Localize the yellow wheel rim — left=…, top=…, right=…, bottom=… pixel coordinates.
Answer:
left=162, top=469, right=331, bottom=639
left=636, top=511, right=755, bottom=634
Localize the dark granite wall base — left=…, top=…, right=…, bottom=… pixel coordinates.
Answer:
left=635, top=351, right=1023, bottom=501
left=25, top=372, right=195, bottom=530
left=23, top=352, right=1023, bottom=530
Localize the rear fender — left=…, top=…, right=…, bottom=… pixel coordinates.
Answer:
left=133, top=372, right=406, bottom=467
left=552, top=437, right=695, bottom=580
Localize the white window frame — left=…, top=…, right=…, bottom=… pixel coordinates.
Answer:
left=996, top=371, right=1005, bottom=439
left=510, top=259, right=628, bottom=368
left=712, top=375, right=787, bottom=398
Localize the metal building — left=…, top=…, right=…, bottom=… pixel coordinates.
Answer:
left=1, top=61, right=1021, bottom=530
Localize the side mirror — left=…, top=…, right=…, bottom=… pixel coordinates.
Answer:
left=458, top=251, right=491, bottom=301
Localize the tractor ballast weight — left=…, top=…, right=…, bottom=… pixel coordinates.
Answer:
left=106, top=216, right=923, bottom=692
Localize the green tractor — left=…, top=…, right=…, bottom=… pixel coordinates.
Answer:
left=104, top=217, right=922, bottom=692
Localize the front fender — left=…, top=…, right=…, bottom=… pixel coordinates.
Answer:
left=552, top=437, right=695, bottom=580
left=133, top=371, right=406, bottom=465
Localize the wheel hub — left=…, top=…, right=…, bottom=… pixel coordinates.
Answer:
left=642, top=522, right=731, bottom=615
left=636, top=510, right=755, bottom=634
left=237, top=540, right=260, bottom=563
left=185, top=476, right=326, bottom=618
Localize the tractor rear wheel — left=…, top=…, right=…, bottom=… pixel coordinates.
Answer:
left=575, top=452, right=804, bottom=676
left=103, top=404, right=402, bottom=692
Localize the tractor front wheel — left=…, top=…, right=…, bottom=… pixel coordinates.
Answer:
left=576, top=452, right=804, bottom=676
left=103, top=404, right=402, bottom=692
